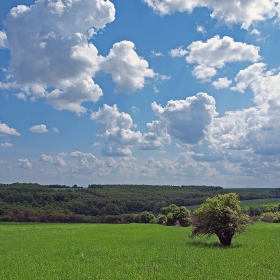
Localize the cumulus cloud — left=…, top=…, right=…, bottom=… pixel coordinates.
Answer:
left=40, top=154, right=53, bottom=163
left=90, top=104, right=169, bottom=155
left=212, top=77, right=232, bottom=89
left=2, top=1, right=158, bottom=114
left=101, top=41, right=155, bottom=93
left=2, top=0, right=116, bottom=114
left=0, top=142, right=13, bottom=148
left=231, top=62, right=266, bottom=93
left=0, top=31, right=7, bottom=48
left=0, top=121, right=20, bottom=136
left=169, top=46, right=188, bottom=58
left=152, top=92, right=218, bottom=144
left=186, top=35, right=261, bottom=80
left=29, top=124, right=48, bottom=133
left=192, top=65, right=217, bottom=81
left=17, top=159, right=32, bottom=169
left=70, top=151, right=104, bottom=173
left=143, top=0, right=278, bottom=29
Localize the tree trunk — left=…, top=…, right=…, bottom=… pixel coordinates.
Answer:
left=216, top=231, right=233, bottom=246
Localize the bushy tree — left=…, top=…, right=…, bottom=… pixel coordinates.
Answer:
left=161, top=204, right=190, bottom=227
left=190, top=193, right=251, bottom=246
left=140, top=211, right=155, bottom=223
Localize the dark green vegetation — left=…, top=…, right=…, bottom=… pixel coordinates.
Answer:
left=190, top=193, right=251, bottom=246
left=0, top=222, right=279, bottom=279
left=1, top=183, right=280, bottom=223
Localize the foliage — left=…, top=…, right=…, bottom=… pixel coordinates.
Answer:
left=0, top=183, right=279, bottom=224
left=190, top=193, right=251, bottom=246
left=260, top=212, right=280, bottom=223
left=161, top=204, right=190, bottom=227
left=140, top=211, right=155, bottom=223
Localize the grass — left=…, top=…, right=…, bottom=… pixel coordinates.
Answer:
left=241, top=198, right=280, bottom=210
left=0, top=222, right=280, bottom=279
left=187, top=198, right=280, bottom=211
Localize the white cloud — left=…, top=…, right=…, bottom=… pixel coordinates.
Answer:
left=186, top=35, right=261, bottom=80
left=91, top=104, right=169, bottom=155
left=169, top=46, right=188, bottom=58
left=151, top=50, right=163, bottom=57
left=101, top=41, right=155, bottom=93
left=250, top=28, right=261, bottom=35
left=231, top=62, right=266, bottom=93
left=152, top=92, right=218, bottom=144
left=143, top=0, right=278, bottom=29
left=15, top=92, right=26, bottom=100
left=0, top=121, right=21, bottom=136
left=40, top=154, right=53, bottom=163
left=17, top=159, right=32, bottom=169
left=187, top=35, right=261, bottom=68
left=0, top=142, right=13, bottom=148
left=2, top=0, right=116, bottom=114
left=196, top=25, right=206, bottom=35
left=29, top=124, right=48, bottom=133
left=212, top=77, right=232, bottom=89
left=70, top=151, right=105, bottom=173
left=53, top=157, right=67, bottom=166
left=192, top=65, right=217, bottom=81
left=0, top=31, right=7, bottom=48
left=52, top=127, right=59, bottom=133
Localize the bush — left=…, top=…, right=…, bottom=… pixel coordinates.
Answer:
left=140, top=211, right=155, bottom=223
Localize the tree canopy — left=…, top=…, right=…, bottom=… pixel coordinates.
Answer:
left=190, top=193, right=251, bottom=246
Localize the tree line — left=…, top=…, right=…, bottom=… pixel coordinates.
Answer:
left=0, top=182, right=279, bottom=223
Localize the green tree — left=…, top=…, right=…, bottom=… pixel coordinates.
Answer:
left=161, top=204, right=190, bottom=227
left=140, top=211, right=154, bottom=223
left=190, top=193, right=251, bottom=246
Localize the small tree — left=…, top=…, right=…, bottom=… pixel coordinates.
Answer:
left=140, top=211, right=155, bottom=223
left=161, top=204, right=190, bottom=227
left=190, top=193, right=251, bottom=246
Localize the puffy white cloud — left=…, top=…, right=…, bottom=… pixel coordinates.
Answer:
left=0, top=121, right=20, bottom=136
left=101, top=41, right=155, bottom=93
left=0, top=142, right=13, bottom=148
left=29, top=124, right=48, bottom=133
left=143, top=0, right=278, bottom=29
left=231, top=63, right=266, bottom=93
left=187, top=35, right=260, bottom=68
left=91, top=104, right=169, bottom=155
left=186, top=35, right=261, bottom=80
left=0, top=31, right=7, bottom=48
left=40, top=154, right=53, bottom=163
left=212, top=77, right=232, bottom=89
left=70, top=151, right=105, bottom=173
left=169, top=46, right=188, bottom=58
left=152, top=92, right=217, bottom=144
left=53, top=157, right=67, bottom=166
left=2, top=0, right=115, bottom=114
left=17, top=159, right=32, bottom=169
left=192, top=65, right=217, bottom=81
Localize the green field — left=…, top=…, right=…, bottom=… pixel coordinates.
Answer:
left=187, top=198, right=280, bottom=211
left=0, top=222, right=279, bottom=279
left=241, top=198, right=280, bottom=210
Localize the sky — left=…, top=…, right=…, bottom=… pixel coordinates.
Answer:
left=1, top=0, right=280, bottom=187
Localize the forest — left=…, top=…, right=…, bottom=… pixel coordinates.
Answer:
left=0, top=182, right=280, bottom=223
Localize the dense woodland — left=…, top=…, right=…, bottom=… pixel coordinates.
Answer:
left=0, top=182, right=280, bottom=223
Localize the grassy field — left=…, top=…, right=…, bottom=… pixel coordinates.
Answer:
left=0, top=222, right=279, bottom=279
left=241, top=198, right=280, bottom=210
left=187, top=197, right=280, bottom=211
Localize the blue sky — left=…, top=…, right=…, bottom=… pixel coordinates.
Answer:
left=1, top=0, right=280, bottom=187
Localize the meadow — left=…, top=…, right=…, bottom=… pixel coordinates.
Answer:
left=0, top=222, right=279, bottom=280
